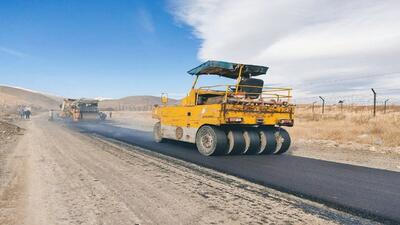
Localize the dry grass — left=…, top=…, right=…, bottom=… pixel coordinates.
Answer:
left=290, top=105, right=400, bottom=147
left=107, top=105, right=400, bottom=148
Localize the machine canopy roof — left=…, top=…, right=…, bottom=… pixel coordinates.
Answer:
left=187, top=60, right=268, bottom=79
left=73, top=98, right=99, bottom=105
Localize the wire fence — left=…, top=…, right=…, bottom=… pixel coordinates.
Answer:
left=292, top=88, right=400, bottom=116
left=288, top=71, right=400, bottom=111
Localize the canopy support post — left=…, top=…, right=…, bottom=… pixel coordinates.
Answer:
left=235, top=65, right=244, bottom=94
left=191, top=75, right=199, bottom=89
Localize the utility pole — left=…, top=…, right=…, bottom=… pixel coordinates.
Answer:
left=338, top=100, right=344, bottom=113
left=319, top=96, right=325, bottom=114
left=371, top=88, right=376, bottom=117
left=384, top=99, right=389, bottom=114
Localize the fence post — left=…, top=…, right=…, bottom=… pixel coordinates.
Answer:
left=371, top=88, right=376, bottom=117
left=319, top=96, right=325, bottom=114
left=312, top=101, right=316, bottom=120
left=384, top=99, right=389, bottom=114
left=338, top=100, right=344, bottom=113
left=312, top=101, right=316, bottom=114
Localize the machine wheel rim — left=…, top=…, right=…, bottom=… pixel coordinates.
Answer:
left=243, top=131, right=251, bottom=154
left=227, top=131, right=235, bottom=154
left=201, top=133, right=214, bottom=149
left=274, top=131, right=283, bottom=153
left=259, top=131, right=267, bottom=154
left=197, top=127, right=216, bottom=155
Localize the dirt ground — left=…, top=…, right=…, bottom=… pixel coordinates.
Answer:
left=0, top=114, right=376, bottom=224
left=108, top=111, right=400, bottom=172
left=0, top=121, right=23, bottom=144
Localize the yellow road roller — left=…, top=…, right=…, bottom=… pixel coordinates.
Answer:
left=152, top=60, right=294, bottom=156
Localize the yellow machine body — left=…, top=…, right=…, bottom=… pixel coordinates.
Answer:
left=153, top=82, right=294, bottom=144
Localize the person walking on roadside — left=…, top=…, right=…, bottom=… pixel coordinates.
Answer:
left=25, top=109, right=31, bottom=119
left=48, top=109, right=54, bottom=121
left=18, top=107, right=24, bottom=119
left=109, top=111, right=112, bottom=118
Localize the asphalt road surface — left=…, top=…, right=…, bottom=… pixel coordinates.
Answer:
left=71, top=121, right=400, bottom=224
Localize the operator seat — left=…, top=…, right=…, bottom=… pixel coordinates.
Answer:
left=238, top=78, right=264, bottom=99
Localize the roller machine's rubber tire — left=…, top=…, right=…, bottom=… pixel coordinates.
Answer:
left=196, top=126, right=227, bottom=156
left=153, top=122, right=164, bottom=143
left=243, top=129, right=261, bottom=155
left=226, top=129, right=246, bottom=155
left=274, top=128, right=291, bottom=155
left=259, top=128, right=277, bottom=155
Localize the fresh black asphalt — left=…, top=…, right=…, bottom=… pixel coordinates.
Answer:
left=70, top=121, right=400, bottom=224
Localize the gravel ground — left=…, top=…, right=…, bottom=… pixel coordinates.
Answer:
left=0, top=115, right=376, bottom=224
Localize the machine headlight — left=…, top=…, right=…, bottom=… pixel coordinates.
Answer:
left=278, top=119, right=294, bottom=126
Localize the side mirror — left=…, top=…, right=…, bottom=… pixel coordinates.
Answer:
left=161, top=93, right=168, bottom=105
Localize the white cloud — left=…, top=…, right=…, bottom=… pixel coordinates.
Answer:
left=170, top=0, right=400, bottom=103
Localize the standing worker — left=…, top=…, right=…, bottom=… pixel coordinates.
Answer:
left=48, top=109, right=54, bottom=121
left=109, top=111, right=112, bottom=119
left=25, top=107, right=31, bottom=119
left=18, top=106, right=24, bottom=119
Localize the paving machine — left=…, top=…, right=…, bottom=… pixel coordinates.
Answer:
left=152, top=60, right=294, bottom=156
left=60, top=98, right=106, bottom=122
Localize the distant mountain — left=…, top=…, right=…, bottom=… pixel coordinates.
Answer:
left=99, top=95, right=179, bottom=111
left=0, top=85, right=180, bottom=114
left=0, top=85, right=61, bottom=113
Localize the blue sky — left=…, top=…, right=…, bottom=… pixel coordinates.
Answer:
left=0, top=0, right=201, bottom=98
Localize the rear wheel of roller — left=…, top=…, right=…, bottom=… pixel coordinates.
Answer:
left=259, top=128, right=277, bottom=155
left=243, top=129, right=261, bottom=155
left=226, top=129, right=246, bottom=155
left=274, top=128, right=291, bottom=155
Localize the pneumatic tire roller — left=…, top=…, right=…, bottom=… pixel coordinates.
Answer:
left=152, top=60, right=294, bottom=156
